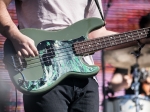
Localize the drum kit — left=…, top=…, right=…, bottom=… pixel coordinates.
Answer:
left=104, top=42, right=150, bottom=112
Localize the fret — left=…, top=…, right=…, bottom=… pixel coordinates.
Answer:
left=85, top=42, right=89, bottom=49
left=109, top=36, right=113, bottom=46
left=138, top=30, right=143, bottom=39
left=127, top=33, right=133, bottom=41
left=75, top=47, right=80, bottom=54
left=95, top=41, right=100, bottom=47
left=73, top=27, right=150, bottom=56
left=114, top=36, right=118, bottom=45
left=120, top=34, right=127, bottom=43
left=88, top=43, right=91, bottom=48
left=91, top=46, right=95, bottom=51
left=125, top=34, right=129, bottom=41
left=84, top=41, right=88, bottom=49
left=92, top=40, right=96, bottom=45
left=144, top=29, right=149, bottom=38
left=113, top=35, right=119, bottom=45
left=85, top=41, right=89, bottom=48
left=124, top=33, right=128, bottom=42
left=126, top=33, right=130, bottom=42
left=102, top=37, right=107, bottom=48
left=97, top=41, right=102, bottom=50
left=84, top=48, right=88, bottom=54
left=140, top=30, right=145, bottom=38
left=123, top=33, right=127, bottom=42
left=95, top=39, right=98, bottom=48
left=95, top=38, right=100, bottom=49
left=119, top=34, right=122, bottom=44
left=126, top=32, right=134, bottom=42
left=97, top=39, right=101, bottom=45
left=93, top=39, right=97, bottom=45
left=108, top=37, right=112, bottom=47
left=129, top=31, right=136, bottom=40
left=108, top=36, right=112, bottom=46
left=91, top=40, right=94, bottom=45
left=105, top=36, right=110, bottom=47
left=143, top=29, right=147, bottom=36
left=103, top=37, right=107, bottom=47
left=140, top=29, right=147, bottom=39
left=105, top=36, right=111, bottom=47
left=99, top=38, right=103, bottom=48
left=130, top=32, right=134, bottom=41
left=87, top=41, right=91, bottom=48
left=137, top=30, right=141, bottom=39
left=136, top=34, right=140, bottom=40
left=80, top=42, right=85, bottom=54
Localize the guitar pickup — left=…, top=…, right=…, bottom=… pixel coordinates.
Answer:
left=41, top=45, right=55, bottom=66
left=42, top=54, right=52, bottom=66
left=11, top=56, right=27, bottom=71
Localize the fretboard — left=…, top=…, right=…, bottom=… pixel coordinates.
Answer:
left=73, top=27, right=150, bottom=56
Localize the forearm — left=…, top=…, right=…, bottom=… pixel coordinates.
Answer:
left=109, top=73, right=132, bottom=92
left=109, top=82, right=127, bottom=92
left=0, top=0, right=21, bottom=39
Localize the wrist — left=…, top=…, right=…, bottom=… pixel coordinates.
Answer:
left=6, top=25, right=22, bottom=41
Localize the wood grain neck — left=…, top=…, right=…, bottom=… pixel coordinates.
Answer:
left=73, top=27, right=150, bottom=56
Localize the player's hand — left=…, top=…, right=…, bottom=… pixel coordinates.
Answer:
left=146, top=76, right=150, bottom=84
left=10, top=34, right=38, bottom=58
left=123, top=75, right=133, bottom=89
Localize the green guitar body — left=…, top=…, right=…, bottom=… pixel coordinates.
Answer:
left=3, top=17, right=104, bottom=95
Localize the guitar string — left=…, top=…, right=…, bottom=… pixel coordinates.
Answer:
left=8, top=27, right=150, bottom=63
left=11, top=36, right=148, bottom=69
left=14, top=54, right=78, bottom=69
left=10, top=43, right=100, bottom=69
left=19, top=50, right=74, bottom=67
left=11, top=39, right=119, bottom=68
left=12, top=28, right=149, bottom=63
left=20, top=31, right=147, bottom=63
left=14, top=48, right=74, bottom=63
left=17, top=53, right=78, bottom=66
left=9, top=31, right=148, bottom=68
left=30, top=29, right=149, bottom=63
left=13, top=31, right=146, bottom=63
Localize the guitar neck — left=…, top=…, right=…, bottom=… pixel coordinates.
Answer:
left=73, top=27, right=150, bottom=56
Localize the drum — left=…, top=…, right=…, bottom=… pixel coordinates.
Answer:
left=104, top=95, right=150, bottom=112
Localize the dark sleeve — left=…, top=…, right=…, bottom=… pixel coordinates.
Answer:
left=113, top=68, right=128, bottom=75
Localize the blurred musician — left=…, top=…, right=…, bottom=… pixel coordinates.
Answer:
left=107, top=13, right=150, bottom=97
left=108, top=67, right=150, bottom=96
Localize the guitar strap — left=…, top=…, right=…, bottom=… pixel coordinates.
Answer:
left=94, top=0, right=105, bottom=22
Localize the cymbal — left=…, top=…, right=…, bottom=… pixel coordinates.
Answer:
left=104, top=45, right=150, bottom=69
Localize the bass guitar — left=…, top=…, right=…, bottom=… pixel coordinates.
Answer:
left=3, top=17, right=150, bottom=95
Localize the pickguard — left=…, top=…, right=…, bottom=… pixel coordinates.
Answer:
left=22, top=36, right=98, bottom=91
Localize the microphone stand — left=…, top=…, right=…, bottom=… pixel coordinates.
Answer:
left=94, top=0, right=112, bottom=111
left=101, top=0, right=112, bottom=112
left=130, top=40, right=145, bottom=112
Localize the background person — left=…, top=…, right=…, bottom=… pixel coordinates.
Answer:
left=108, top=13, right=150, bottom=97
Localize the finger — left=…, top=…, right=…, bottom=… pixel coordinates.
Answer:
left=17, top=51, right=22, bottom=57
left=21, top=49, right=30, bottom=58
left=25, top=46, right=35, bottom=57
left=29, top=44, right=38, bottom=56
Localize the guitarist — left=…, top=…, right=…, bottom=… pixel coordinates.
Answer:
left=0, top=0, right=149, bottom=112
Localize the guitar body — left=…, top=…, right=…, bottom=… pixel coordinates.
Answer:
left=3, top=17, right=104, bottom=95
